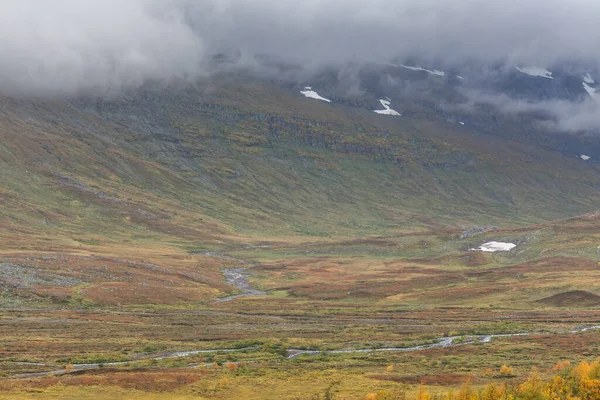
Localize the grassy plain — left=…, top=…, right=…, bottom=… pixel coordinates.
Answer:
left=3, top=213, right=600, bottom=398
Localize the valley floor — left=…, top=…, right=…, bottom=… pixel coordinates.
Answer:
left=3, top=213, right=600, bottom=399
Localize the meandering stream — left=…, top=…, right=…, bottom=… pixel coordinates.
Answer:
left=11, top=253, right=600, bottom=378
left=198, top=251, right=266, bottom=303
left=215, top=268, right=266, bottom=302
left=12, top=325, right=600, bottom=378
left=286, top=332, right=532, bottom=359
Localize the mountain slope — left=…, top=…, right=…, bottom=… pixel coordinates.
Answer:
left=2, top=78, right=600, bottom=256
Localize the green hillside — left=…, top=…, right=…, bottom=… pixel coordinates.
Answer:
left=1, top=79, right=599, bottom=254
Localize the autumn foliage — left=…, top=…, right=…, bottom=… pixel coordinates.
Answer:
left=364, top=360, right=600, bottom=400
left=499, top=365, right=514, bottom=377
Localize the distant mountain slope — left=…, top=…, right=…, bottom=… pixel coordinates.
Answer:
left=1, top=76, right=600, bottom=253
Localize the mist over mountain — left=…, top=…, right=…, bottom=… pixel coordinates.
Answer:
left=3, top=0, right=600, bottom=88
left=1, top=0, right=600, bottom=131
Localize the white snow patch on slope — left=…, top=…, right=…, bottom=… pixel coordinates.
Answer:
left=516, top=66, right=553, bottom=79
left=583, top=73, right=595, bottom=84
left=470, top=241, right=516, bottom=252
left=397, top=64, right=445, bottom=77
left=374, top=99, right=401, bottom=116
left=456, top=76, right=464, bottom=80
left=581, top=155, right=591, bottom=160
left=583, top=82, right=597, bottom=98
left=459, top=121, right=465, bottom=125
left=300, top=87, right=331, bottom=102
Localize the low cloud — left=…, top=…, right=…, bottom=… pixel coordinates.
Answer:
left=459, top=89, right=600, bottom=133
left=2, top=0, right=600, bottom=95
left=0, top=0, right=206, bottom=95
left=4, top=0, right=600, bottom=134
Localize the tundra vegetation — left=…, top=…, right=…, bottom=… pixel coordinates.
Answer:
left=2, top=82, right=600, bottom=398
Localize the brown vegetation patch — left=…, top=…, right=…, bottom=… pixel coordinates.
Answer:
left=403, top=284, right=507, bottom=303
left=370, top=374, right=475, bottom=386
left=328, top=238, right=398, bottom=247
left=511, top=257, right=598, bottom=273
left=446, top=252, right=490, bottom=267
left=537, top=290, right=600, bottom=307
left=1, top=368, right=206, bottom=392
left=0, top=253, right=224, bottom=305
left=410, top=252, right=489, bottom=267
left=288, top=269, right=466, bottom=299
left=83, top=282, right=209, bottom=305
left=468, top=257, right=598, bottom=282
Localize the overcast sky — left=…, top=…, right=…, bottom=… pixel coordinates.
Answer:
left=2, top=0, right=600, bottom=95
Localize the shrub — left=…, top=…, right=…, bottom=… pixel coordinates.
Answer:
left=226, top=361, right=238, bottom=372
left=365, top=389, right=407, bottom=400
left=361, top=360, right=600, bottom=400
left=499, top=365, right=514, bottom=377
left=552, top=360, right=571, bottom=372
left=415, top=385, right=432, bottom=400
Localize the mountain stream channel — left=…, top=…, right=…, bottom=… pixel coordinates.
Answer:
left=10, top=252, right=600, bottom=378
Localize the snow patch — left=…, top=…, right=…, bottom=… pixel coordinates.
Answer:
left=583, top=73, right=595, bottom=84
left=581, top=155, right=591, bottom=160
left=470, top=241, right=516, bottom=252
left=583, top=82, right=597, bottom=98
left=300, top=87, right=331, bottom=102
left=456, top=76, right=464, bottom=80
left=374, top=99, right=401, bottom=116
left=459, top=121, right=465, bottom=125
left=516, top=66, right=553, bottom=79
left=397, top=64, right=445, bottom=77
